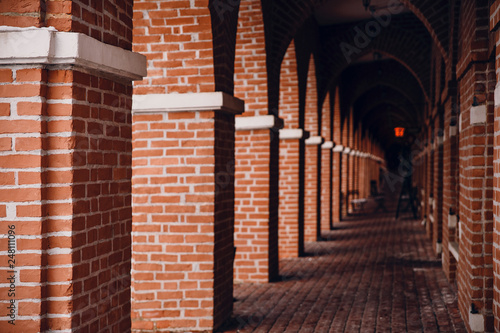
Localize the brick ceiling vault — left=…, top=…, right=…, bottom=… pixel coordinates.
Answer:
left=258, top=0, right=451, bottom=149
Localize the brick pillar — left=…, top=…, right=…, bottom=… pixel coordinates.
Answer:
left=341, top=119, right=349, bottom=217
left=0, top=24, right=145, bottom=332
left=492, top=2, right=500, bottom=329
left=427, top=128, right=435, bottom=238
left=233, top=0, right=282, bottom=283
left=132, top=94, right=243, bottom=331
left=348, top=113, right=355, bottom=214
left=234, top=116, right=282, bottom=282
left=455, top=2, right=494, bottom=330
left=278, top=40, right=305, bottom=259
left=320, top=92, right=333, bottom=235
left=332, top=88, right=342, bottom=224
left=303, top=54, right=321, bottom=243
left=433, top=123, right=444, bottom=256
left=441, top=92, right=459, bottom=281
left=132, top=0, right=241, bottom=329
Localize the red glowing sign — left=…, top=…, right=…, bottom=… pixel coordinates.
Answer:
left=394, top=127, right=405, bottom=137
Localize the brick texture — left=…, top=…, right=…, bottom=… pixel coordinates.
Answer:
left=278, top=40, right=301, bottom=259
left=0, top=66, right=133, bottom=332
left=320, top=93, right=332, bottom=234
left=131, top=110, right=236, bottom=332
left=305, top=55, right=320, bottom=242
left=233, top=0, right=279, bottom=283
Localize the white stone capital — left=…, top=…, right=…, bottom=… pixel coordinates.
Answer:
left=235, top=114, right=282, bottom=130
left=0, top=26, right=146, bottom=81
left=305, top=136, right=323, bottom=146
left=470, top=104, right=487, bottom=125
left=279, top=128, right=304, bottom=140
left=333, top=144, right=343, bottom=153
left=133, top=92, right=245, bottom=115
left=321, top=141, right=334, bottom=149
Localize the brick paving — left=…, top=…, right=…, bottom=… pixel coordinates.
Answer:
left=219, top=206, right=466, bottom=332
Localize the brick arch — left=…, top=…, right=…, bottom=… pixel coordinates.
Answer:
left=311, top=0, right=448, bottom=59
left=318, top=23, right=431, bottom=106
left=398, top=0, right=449, bottom=58
left=341, top=61, right=424, bottom=114
left=260, top=0, right=318, bottom=113
left=353, top=86, right=421, bottom=125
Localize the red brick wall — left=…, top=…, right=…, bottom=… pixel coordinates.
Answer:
left=233, top=0, right=279, bottom=282
left=432, top=119, right=444, bottom=255
left=279, top=40, right=301, bottom=258
left=133, top=0, right=217, bottom=94
left=457, top=64, right=495, bottom=332
left=321, top=93, right=332, bottom=234
left=0, top=66, right=133, bottom=332
left=456, top=1, right=494, bottom=330
left=305, top=54, right=320, bottom=242
left=0, top=0, right=134, bottom=49
left=348, top=113, right=355, bottom=214
left=332, top=87, right=342, bottom=223
left=442, top=95, right=459, bottom=281
left=131, top=110, right=236, bottom=331
left=233, top=0, right=267, bottom=117
left=234, top=129, right=278, bottom=282
left=341, top=118, right=349, bottom=217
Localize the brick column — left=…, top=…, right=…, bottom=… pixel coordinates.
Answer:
left=332, top=88, right=342, bottom=224
left=427, top=129, right=435, bottom=238
left=457, top=70, right=495, bottom=332
left=305, top=135, right=323, bottom=242
left=348, top=113, right=355, bottom=215
left=132, top=93, right=243, bottom=331
left=442, top=104, right=459, bottom=280
left=234, top=115, right=282, bottom=283
left=304, top=55, right=321, bottom=243
left=320, top=92, right=332, bottom=235
left=0, top=27, right=145, bottom=332
left=233, top=0, right=283, bottom=282
left=491, top=3, right=500, bottom=330
left=341, top=119, right=349, bottom=218
left=278, top=40, right=305, bottom=259
left=433, top=125, right=444, bottom=256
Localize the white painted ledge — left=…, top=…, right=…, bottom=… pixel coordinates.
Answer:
left=0, top=26, right=146, bottom=81
left=449, top=242, right=459, bottom=262
left=344, top=147, right=351, bottom=154
left=435, top=242, right=442, bottom=255
left=305, top=136, right=323, bottom=146
left=448, top=214, right=457, bottom=228
left=279, top=128, right=304, bottom=140
left=133, top=92, right=245, bottom=115
left=235, top=114, right=282, bottom=130
left=321, top=141, right=334, bottom=149
left=470, top=105, right=487, bottom=124
left=449, top=125, right=457, bottom=138
left=469, top=310, right=484, bottom=332
left=333, top=144, right=344, bottom=153
left=495, top=83, right=500, bottom=107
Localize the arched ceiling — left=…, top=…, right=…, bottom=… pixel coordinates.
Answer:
left=260, top=0, right=440, bottom=156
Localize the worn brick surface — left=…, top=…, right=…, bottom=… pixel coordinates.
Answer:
left=220, top=198, right=466, bottom=333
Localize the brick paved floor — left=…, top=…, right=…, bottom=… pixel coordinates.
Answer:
left=219, top=208, right=466, bottom=332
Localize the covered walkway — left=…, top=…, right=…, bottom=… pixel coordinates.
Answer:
left=221, top=188, right=466, bottom=333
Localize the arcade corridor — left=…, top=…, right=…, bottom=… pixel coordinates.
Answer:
left=222, top=205, right=467, bottom=333
left=2, top=0, right=500, bottom=332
